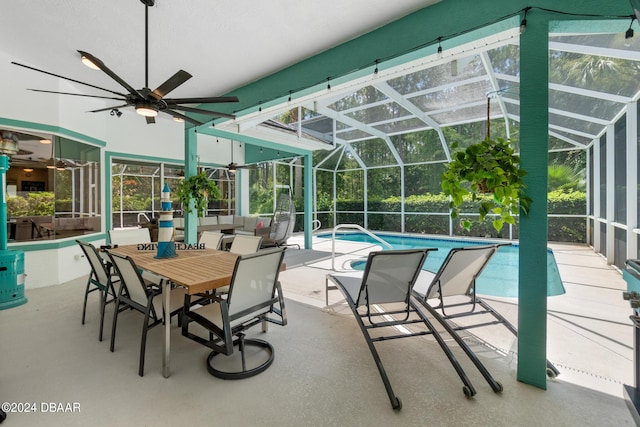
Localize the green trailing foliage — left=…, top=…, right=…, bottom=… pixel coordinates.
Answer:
left=177, top=171, right=221, bottom=217
left=441, top=137, right=531, bottom=232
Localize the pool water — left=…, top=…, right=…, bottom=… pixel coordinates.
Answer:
left=319, top=233, right=565, bottom=298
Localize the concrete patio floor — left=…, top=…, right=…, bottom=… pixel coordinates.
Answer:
left=0, top=233, right=636, bottom=426
left=279, top=234, right=634, bottom=399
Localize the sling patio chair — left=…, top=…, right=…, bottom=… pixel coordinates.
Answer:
left=198, top=231, right=225, bottom=250
left=181, top=248, right=287, bottom=379
left=326, top=248, right=486, bottom=410
left=76, top=240, right=119, bottom=341
left=411, top=244, right=560, bottom=387
left=108, top=227, right=163, bottom=285
left=105, top=250, right=188, bottom=377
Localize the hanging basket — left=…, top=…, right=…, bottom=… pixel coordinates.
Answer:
left=476, top=179, right=491, bottom=194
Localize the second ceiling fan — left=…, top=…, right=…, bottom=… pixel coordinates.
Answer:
left=12, top=0, right=238, bottom=126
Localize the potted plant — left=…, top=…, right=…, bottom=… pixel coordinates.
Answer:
left=440, top=137, right=531, bottom=232
left=176, top=171, right=220, bottom=217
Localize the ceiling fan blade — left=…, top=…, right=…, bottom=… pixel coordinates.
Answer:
left=11, top=61, right=129, bottom=97
left=167, top=104, right=236, bottom=120
left=146, top=116, right=156, bottom=125
left=150, top=70, right=192, bottom=100
left=162, top=109, right=204, bottom=126
left=88, top=104, right=130, bottom=113
left=28, top=89, right=126, bottom=101
left=163, top=96, right=239, bottom=104
left=77, top=50, right=143, bottom=98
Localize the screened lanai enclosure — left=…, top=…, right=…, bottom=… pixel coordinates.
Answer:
left=237, top=26, right=640, bottom=272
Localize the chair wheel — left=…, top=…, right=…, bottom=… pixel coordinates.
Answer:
left=546, top=367, right=558, bottom=379
left=392, top=397, right=402, bottom=411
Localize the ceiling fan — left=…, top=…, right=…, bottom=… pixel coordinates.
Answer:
left=225, top=141, right=258, bottom=173
left=11, top=0, right=238, bottom=126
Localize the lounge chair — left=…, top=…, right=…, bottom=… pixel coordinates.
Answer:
left=326, top=248, right=485, bottom=410
left=411, top=244, right=560, bottom=384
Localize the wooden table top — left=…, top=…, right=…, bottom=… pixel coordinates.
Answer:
left=109, top=245, right=239, bottom=295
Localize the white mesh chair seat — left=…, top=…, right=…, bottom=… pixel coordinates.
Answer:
left=109, top=227, right=163, bottom=285
left=228, top=235, right=263, bottom=255
left=181, top=248, right=287, bottom=379
left=109, top=228, right=152, bottom=245
left=198, top=231, right=224, bottom=250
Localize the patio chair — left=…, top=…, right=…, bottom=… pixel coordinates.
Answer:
left=326, top=248, right=485, bottom=410
left=229, top=234, right=263, bottom=255
left=411, top=244, right=560, bottom=385
left=181, top=247, right=287, bottom=379
left=198, top=231, right=224, bottom=250
left=106, top=251, right=188, bottom=376
left=108, top=227, right=152, bottom=245
left=109, top=228, right=162, bottom=285
left=76, top=240, right=119, bottom=341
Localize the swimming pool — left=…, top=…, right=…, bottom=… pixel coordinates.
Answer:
left=318, top=232, right=565, bottom=298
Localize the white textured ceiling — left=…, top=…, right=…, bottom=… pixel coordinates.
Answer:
left=1, top=0, right=436, bottom=100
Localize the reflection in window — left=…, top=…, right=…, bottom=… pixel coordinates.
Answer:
left=3, top=130, right=101, bottom=241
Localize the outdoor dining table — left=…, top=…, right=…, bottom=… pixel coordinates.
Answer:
left=108, top=244, right=239, bottom=378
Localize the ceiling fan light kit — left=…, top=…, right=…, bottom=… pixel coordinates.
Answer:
left=12, top=0, right=238, bottom=126
left=135, top=103, right=158, bottom=117
left=80, top=55, right=100, bottom=70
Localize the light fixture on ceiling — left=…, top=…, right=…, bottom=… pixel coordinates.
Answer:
left=80, top=54, right=100, bottom=70
left=110, top=108, right=122, bottom=117
left=227, top=163, right=237, bottom=174
left=520, top=7, right=531, bottom=34
left=135, top=103, right=158, bottom=117
left=46, top=160, right=56, bottom=169
left=173, top=116, right=185, bottom=123
left=23, top=168, right=33, bottom=173
left=56, top=161, right=66, bottom=171
left=39, top=138, right=51, bottom=144
left=626, top=17, right=635, bottom=39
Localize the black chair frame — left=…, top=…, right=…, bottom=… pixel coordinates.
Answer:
left=414, top=244, right=560, bottom=379
left=77, top=240, right=119, bottom=341
left=181, top=249, right=287, bottom=380
left=106, top=251, right=165, bottom=377
left=327, top=249, right=485, bottom=411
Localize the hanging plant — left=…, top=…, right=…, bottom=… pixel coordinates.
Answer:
left=176, top=171, right=220, bottom=217
left=441, top=137, right=531, bottom=232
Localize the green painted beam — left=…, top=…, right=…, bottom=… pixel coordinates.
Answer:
left=517, top=10, right=551, bottom=389
left=199, top=127, right=311, bottom=157
left=184, top=128, right=198, bottom=244
left=0, top=117, right=106, bottom=147
left=304, top=153, right=313, bottom=249
left=245, top=145, right=299, bottom=164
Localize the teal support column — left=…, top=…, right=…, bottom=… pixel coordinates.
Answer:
left=517, top=11, right=550, bottom=389
left=184, top=128, right=198, bottom=244
left=304, top=153, right=313, bottom=249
